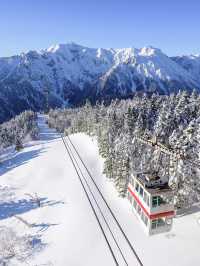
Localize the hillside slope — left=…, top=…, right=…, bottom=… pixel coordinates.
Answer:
left=172, top=54, right=200, bottom=83
left=0, top=115, right=200, bottom=265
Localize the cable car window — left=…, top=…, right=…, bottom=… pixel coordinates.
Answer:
left=152, top=196, right=163, bottom=207
left=141, top=212, right=144, bottom=222
left=144, top=191, right=147, bottom=202
left=146, top=195, right=150, bottom=206
left=139, top=186, right=144, bottom=197
left=138, top=205, right=141, bottom=215
left=157, top=218, right=165, bottom=227
left=151, top=218, right=165, bottom=229
left=135, top=182, right=139, bottom=192
left=151, top=220, right=157, bottom=229
left=152, top=196, right=159, bottom=207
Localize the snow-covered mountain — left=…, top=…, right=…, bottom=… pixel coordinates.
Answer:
left=0, top=42, right=199, bottom=122
left=172, top=54, right=200, bottom=83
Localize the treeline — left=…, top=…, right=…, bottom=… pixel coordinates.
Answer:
left=48, top=91, right=200, bottom=209
left=0, top=110, right=39, bottom=150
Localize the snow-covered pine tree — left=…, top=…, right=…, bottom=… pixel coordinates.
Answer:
left=114, top=136, right=130, bottom=197
left=47, top=92, right=200, bottom=211
left=15, top=137, right=23, bottom=151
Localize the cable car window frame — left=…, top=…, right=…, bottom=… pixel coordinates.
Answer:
left=135, top=182, right=139, bottom=193
left=139, top=186, right=144, bottom=197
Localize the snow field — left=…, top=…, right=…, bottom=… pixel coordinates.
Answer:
left=0, top=115, right=200, bottom=265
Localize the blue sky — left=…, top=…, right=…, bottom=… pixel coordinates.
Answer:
left=0, top=0, right=199, bottom=56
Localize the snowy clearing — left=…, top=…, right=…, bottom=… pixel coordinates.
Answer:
left=0, top=115, right=200, bottom=266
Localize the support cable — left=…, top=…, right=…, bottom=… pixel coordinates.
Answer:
left=66, top=135, right=144, bottom=266
left=61, top=134, right=119, bottom=266
left=64, top=136, right=128, bottom=266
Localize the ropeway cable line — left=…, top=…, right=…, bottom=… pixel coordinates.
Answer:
left=65, top=134, right=144, bottom=266
left=61, top=134, right=119, bottom=266
left=62, top=135, right=129, bottom=266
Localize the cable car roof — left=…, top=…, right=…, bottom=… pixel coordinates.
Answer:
left=133, top=172, right=173, bottom=195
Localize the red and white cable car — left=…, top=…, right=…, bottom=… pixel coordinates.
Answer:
left=127, top=172, right=175, bottom=235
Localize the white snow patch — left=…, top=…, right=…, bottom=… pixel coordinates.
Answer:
left=0, top=115, right=200, bottom=265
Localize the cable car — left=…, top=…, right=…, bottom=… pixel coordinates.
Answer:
left=127, top=172, right=175, bottom=235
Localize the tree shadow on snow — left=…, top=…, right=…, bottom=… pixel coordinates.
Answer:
left=30, top=234, right=46, bottom=251
left=39, top=129, right=60, bottom=142
left=176, top=203, right=200, bottom=217
left=0, top=196, right=65, bottom=220
left=37, top=117, right=60, bottom=142
left=32, top=222, right=59, bottom=232
left=0, top=148, right=46, bottom=176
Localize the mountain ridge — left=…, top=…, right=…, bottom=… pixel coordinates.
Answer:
left=0, top=42, right=199, bottom=122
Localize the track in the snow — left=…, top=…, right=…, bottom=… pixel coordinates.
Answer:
left=61, top=134, right=143, bottom=266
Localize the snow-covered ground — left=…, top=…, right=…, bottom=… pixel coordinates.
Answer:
left=0, top=115, right=200, bottom=266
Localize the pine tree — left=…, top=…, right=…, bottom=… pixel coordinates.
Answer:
left=47, top=92, right=200, bottom=209
left=15, top=138, right=23, bottom=151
